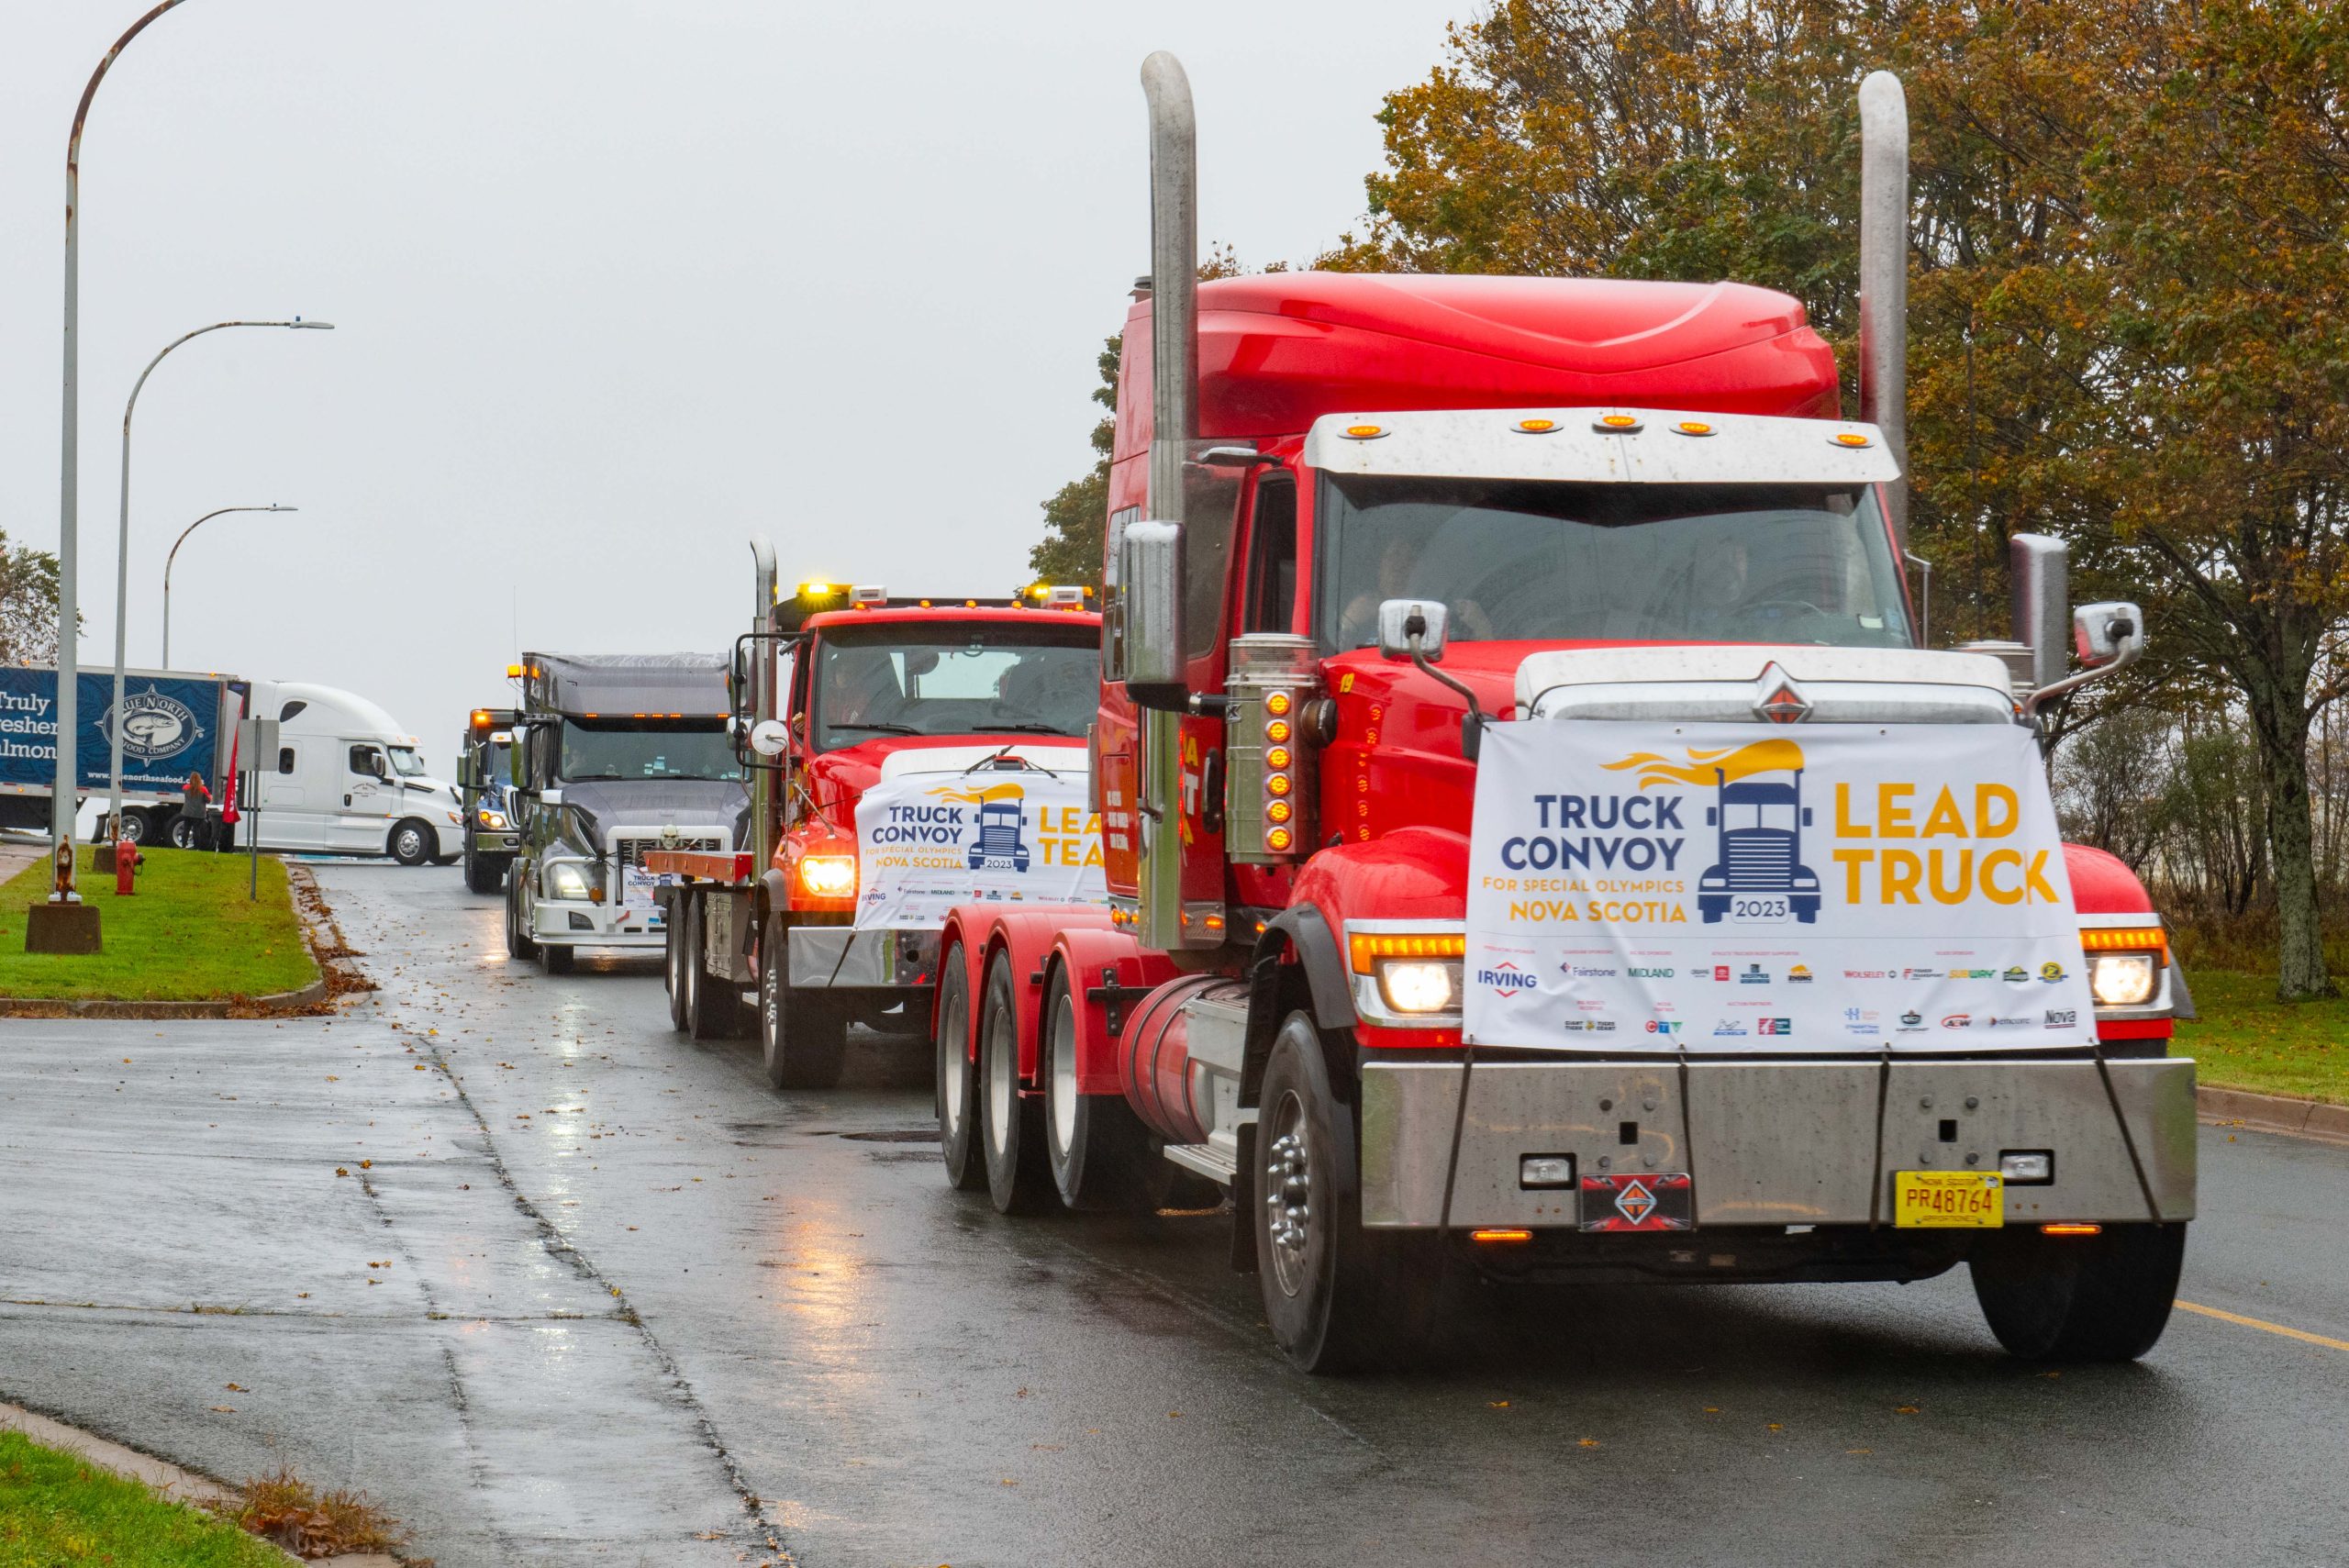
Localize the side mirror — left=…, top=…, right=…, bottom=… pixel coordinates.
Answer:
left=1121, top=518, right=1186, bottom=710
left=1377, top=599, right=1450, bottom=663
left=540, top=786, right=564, bottom=808
left=749, top=718, right=792, bottom=758
left=2072, top=602, right=2144, bottom=670
left=2009, top=533, right=2068, bottom=689
left=455, top=754, right=473, bottom=787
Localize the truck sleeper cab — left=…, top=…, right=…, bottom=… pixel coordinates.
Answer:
left=504, top=652, right=745, bottom=975
left=930, top=56, right=2189, bottom=1376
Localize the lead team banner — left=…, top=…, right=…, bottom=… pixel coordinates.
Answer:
left=1464, top=721, right=2099, bottom=1053
left=854, top=765, right=1107, bottom=929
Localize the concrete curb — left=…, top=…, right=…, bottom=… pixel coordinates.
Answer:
left=0, top=862, right=340, bottom=1019
left=0, top=1401, right=399, bottom=1567
left=2198, top=1084, right=2349, bottom=1145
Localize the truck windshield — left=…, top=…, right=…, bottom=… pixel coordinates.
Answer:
left=557, top=719, right=740, bottom=782
left=811, top=624, right=1097, bottom=752
left=1319, top=476, right=1912, bottom=650
left=385, top=746, right=429, bottom=777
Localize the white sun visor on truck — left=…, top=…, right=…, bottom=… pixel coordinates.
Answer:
left=1304, top=409, right=1903, bottom=487
left=1462, top=718, right=2099, bottom=1055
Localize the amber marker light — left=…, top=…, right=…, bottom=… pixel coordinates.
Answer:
left=1471, top=1229, right=1534, bottom=1244
left=1341, top=423, right=1386, bottom=439
left=1264, top=719, right=1292, bottom=745
left=1595, top=413, right=1643, bottom=432
left=1265, top=773, right=1292, bottom=798
left=1515, top=417, right=1558, bottom=434
left=2081, top=927, right=2168, bottom=957
left=1831, top=431, right=1873, bottom=449
left=1264, top=691, right=1293, bottom=717
left=1347, top=931, right=1468, bottom=973
left=1675, top=420, right=1715, bottom=437
left=505, top=663, right=523, bottom=679
left=1265, top=799, right=1293, bottom=825
left=1265, top=746, right=1292, bottom=770
left=1264, top=827, right=1294, bottom=852
left=2041, top=1223, right=2103, bottom=1237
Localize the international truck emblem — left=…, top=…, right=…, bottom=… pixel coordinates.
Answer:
left=1751, top=663, right=1811, bottom=724
left=1613, top=1179, right=1658, bottom=1225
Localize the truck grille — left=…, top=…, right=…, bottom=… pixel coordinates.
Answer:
left=613, top=834, right=723, bottom=870
left=1725, top=836, right=1794, bottom=888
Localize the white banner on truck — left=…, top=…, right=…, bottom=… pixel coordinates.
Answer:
left=1464, top=721, right=2098, bottom=1053
left=853, top=763, right=1107, bottom=930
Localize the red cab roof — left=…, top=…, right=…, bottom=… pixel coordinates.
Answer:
left=1115, top=273, right=1841, bottom=457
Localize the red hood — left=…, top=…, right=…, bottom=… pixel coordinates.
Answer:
left=801, top=733, right=1086, bottom=832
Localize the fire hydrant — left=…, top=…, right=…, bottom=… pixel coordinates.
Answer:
left=115, top=842, right=140, bottom=896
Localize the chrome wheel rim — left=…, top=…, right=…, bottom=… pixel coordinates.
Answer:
left=985, top=1001, right=1013, bottom=1151
left=1048, top=991, right=1078, bottom=1162
left=396, top=827, right=423, bottom=860
left=1264, top=1089, right=1314, bottom=1297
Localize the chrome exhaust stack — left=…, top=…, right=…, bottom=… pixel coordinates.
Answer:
left=1857, top=70, right=1910, bottom=553
left=1141, top=50, right=1198, bottom=547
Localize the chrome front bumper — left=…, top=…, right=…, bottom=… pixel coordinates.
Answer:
left=1358, top=1057, right=2197, bottom=1229
left=531, top=897, right=666, bottom=949
left=786, top=927, right=941, bottom=990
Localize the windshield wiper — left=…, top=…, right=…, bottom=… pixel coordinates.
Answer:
left=832, top=721, right=922, bottom=735
left=982, top=723, right=1075, bottom=735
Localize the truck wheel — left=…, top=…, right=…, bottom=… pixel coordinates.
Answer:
left=1041, top=964, right=1149, bottom=1210
left=686, top=898, right=751, bottom=1040
left=464, top=851, right=504, bottom=895
left=978, top=951, right=1055, bottom=1215
left=389, top=817, right=434, bottom=866
left=762, top=917, right=847, bottom=1089
left=1970, top=1222, right=2186, bottom=1362
left=505, top=873, right=539, bottom=961
left=664, top=908, right=689, bottom=1030
left=1255, top=1013, right=1435, bottom=1373
left=169, top=815, right=199, bottom=850
left=935, top=962, right=986, bottom=1191
left=117, top=809, right=152, bottom=846
left=540, top=942, right=575, bottom=974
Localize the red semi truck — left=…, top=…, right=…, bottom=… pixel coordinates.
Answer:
left=651, top=547, right=1102, bottom=1090
left=930, top=57, right=2193, bottom=1373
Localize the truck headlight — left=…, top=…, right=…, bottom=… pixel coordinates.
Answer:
left=1348, top=930, right=1466, bottom=1018
left=476, top=808, right=507, bottom=830
left=2087, top=951, right=2158, bottom=1007
left=545, top=861, right=596, bottom=901
left=798, top=854, right=856, bottom=898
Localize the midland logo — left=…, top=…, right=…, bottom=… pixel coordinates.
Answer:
left=1629, top=966, right=1675, bottom=979
left=1480, top=962, right=1539, bottom=997
left=97, top=686, right=202, bottom=762
left=1605, top=738, right=1820, bottom=927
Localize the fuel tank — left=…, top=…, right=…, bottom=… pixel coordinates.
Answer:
left=1119, top=973, right=1249, bottom=1145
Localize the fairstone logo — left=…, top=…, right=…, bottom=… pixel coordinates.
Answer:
left=1564, top=964, right=1618, bottom=979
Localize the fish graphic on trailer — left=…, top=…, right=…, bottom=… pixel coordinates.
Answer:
left=1607, top=740, right=1821, bottom=925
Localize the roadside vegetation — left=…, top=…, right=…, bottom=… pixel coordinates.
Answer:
left=0, top=847, right=316, bottom=1002
left=0, top=1429, right=286, bottom=1568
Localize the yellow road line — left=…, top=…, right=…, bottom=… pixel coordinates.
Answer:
left=2176, top=1298, right=2349, bottom=1352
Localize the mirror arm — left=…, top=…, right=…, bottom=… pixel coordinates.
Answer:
left=2022, top=618, right=2141, bottom=717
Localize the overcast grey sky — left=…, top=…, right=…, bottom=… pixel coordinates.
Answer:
left=2, top=1, right=1462, bottom=766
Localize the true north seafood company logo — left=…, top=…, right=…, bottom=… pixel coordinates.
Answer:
left=96, top=686, right=203, bottom=762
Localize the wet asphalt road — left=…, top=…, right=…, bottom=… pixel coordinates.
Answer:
left=4, top=862, right=2347, bottom=1567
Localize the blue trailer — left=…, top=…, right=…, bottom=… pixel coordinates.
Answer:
left=0, top=666, right=243, bottom=846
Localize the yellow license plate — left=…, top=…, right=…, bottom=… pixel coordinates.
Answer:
left=1893, top=1171, right=2004, bottom=1229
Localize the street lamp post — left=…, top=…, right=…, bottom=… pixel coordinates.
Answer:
left=106, top=320, right=331, bottom=847
left=34, top=0, right=189, bottom=951
left=161, top=505, right=295, bottom=670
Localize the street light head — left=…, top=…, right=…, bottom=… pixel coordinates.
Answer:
left=288, top=318, right=335, bottom=330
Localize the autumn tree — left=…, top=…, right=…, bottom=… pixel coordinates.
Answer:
left=1029, top=336, right=1121, bottom=592
left=0, top=529, right=64, bottom=666
left=1340, top=0, right=2348, bottom=996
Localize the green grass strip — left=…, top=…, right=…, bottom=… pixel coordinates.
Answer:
left=0, top=1430, right=288, bottom=1567
left=2174, top=969, right=2349, bottom=1106
left=0, top=847, right=317, bottom=1002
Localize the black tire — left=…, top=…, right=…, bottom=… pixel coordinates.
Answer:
left=464, top=851, right=505, bottom=895
left=389, top=817, right=434, bottom=867
left=540, top=941, right=576, bottom=974
left=935, top=961, right=985, bottom=1191
left=762, top=917, right=848, bottom=1089
left=168, top=815, right=199, bottom=850
left=1970, top=1222, right=2186, bottom=1362
left=505, top=871, right=539, bottom=961
left=1041, top=964, right=1152, bottom=1210
left=664, top=904, right=689, bottom=1031
left=978, top=952, right=1055, bottom=1215
left=1255, top=1013, right=1437, bottom=1373
left=686, top=897, right=751, bottom=1040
